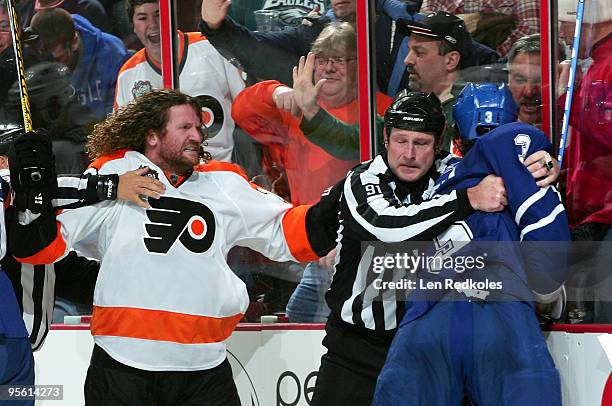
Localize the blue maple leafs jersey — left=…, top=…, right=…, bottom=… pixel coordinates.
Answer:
left=402, top=123, right=571, bottom=324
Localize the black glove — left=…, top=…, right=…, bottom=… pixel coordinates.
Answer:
left=316, top=180, right=344, bottom=223
left=8, top=129, right=57, bottom=213
left=305, top=180, right=344, bottom=256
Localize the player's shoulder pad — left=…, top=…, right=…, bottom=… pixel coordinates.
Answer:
left=194, top=160, right=249, bottom=181
left=89, top=149, right=131, bottom=170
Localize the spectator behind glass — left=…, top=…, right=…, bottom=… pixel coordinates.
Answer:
left=0, top=1, right=53, bottom=109
left=232, top=21, right=392, bottom=206
left=115, top=0, right=245, bottom=163
left=506, top=34, right=570, bottom=129
left=375, top=0, right=424, bottom=97
left=30, top=8, right=129, bottom=124
left=507, top=34, right=542, bottom=127
left=200, top=0, right=355, bottom=86
left=397, top=11, right=478, bottom=152
left=6, top=63, right=88, bottom=174
left=421, top=0, right=539, bottom=57
left=18, top=0, right=110, bottom=33
left=557, top=0, right=612, bottom=323
left=229, top=0, right=330, bottom=30
left=0, top=2, right=13, bottom=105
left=376, top=2, right=499, bottom=98
left=558, top=0, right=612, bottom=230
left=0, top=3, right=8, bottom=54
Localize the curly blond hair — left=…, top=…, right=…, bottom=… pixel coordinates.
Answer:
left=87, top=89, right=210, bottom=161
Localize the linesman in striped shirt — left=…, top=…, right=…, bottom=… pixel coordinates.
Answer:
left=289, top=86, right=561, bottom=404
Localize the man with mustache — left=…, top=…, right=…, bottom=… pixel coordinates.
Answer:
left=507, top=34, right=544, bottom=127
left=398, top=11, right=479, bottom=153
left=114, top=0, right=245, bottom=163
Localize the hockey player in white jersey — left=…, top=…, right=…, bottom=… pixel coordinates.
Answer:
left=115, top=0, right=246, bottom=162
left=10, top=89, right=336, bottom=405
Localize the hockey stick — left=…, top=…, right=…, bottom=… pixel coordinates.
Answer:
left=6, top=0, right=45, bottom=184
left=557, top=0, right=585, bottom=169
left=6, top=0, right=32, bottom=133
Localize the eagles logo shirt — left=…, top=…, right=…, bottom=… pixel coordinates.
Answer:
left=230, top=0, right=329, bottom=29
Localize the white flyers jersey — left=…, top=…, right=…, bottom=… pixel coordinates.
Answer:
left=114, top=32, right=245, bottom=162
left=47, top=151, right=314, bottom=371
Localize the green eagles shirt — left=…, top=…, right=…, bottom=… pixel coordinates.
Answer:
left=229, top=0, right=330, bottom=30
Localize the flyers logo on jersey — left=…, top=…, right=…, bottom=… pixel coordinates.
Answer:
left=143, top=196, right=216, bottom=254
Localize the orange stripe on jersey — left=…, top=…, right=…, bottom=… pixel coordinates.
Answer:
left=14, top=222, right=67, bottom=265
left=91, top=306, right=244, bottom=344
left=117, top=49, right=147, bottom=77
left=89, top=149, right=131, bottom=170
left=282, top=205, right=318, bottom=262
left=195, top=160, right=249, bottom=181
left=186, top=31, right=207, bottom=44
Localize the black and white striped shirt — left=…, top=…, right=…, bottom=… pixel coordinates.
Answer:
left=325, top=153, right=474, bottom=338
left=3, top=172, right=104, bottom=350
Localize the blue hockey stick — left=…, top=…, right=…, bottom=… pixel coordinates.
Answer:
left=557, top=0, right=585, bottom=169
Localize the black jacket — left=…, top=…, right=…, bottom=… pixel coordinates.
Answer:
left=200, top=15, right=333, bottom=86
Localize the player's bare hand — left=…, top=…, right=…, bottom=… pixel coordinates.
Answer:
left=201, top=0, right=231, bottom=30
left=524, top=151, right=559, bottom=187
left=293, top=53, right=326, bottom=120
left=467, top=174, right=507, bottom=212
left=273, top=85, right=301, bottom=117
left=118, top=167, right=165, bottom=209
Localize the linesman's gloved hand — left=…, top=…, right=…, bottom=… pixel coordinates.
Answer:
left=306, top=180, right=344, bottom=256
left=8, top=129, right=57, bottom=214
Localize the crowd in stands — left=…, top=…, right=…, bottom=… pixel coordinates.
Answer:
left=0, top=0, right=610, bottom=326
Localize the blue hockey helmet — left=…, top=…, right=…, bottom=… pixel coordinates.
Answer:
left=453, top=82, right=518, bottom=142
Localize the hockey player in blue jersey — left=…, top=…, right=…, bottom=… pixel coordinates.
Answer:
left=373, top=84, right=569, bottom=405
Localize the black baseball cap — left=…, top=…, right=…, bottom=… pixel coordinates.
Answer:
left=397, top=11, right=473, bottom=61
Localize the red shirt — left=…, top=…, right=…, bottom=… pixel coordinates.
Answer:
left=564, top=34, right=612, bottom=227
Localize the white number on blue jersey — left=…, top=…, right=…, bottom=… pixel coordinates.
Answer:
left=514, top=133, right=532, bottom=163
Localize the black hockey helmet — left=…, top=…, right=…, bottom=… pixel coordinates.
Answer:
left=6, top=62, right=75, bottom=127
left=384, top=91, right=446, bottom=139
